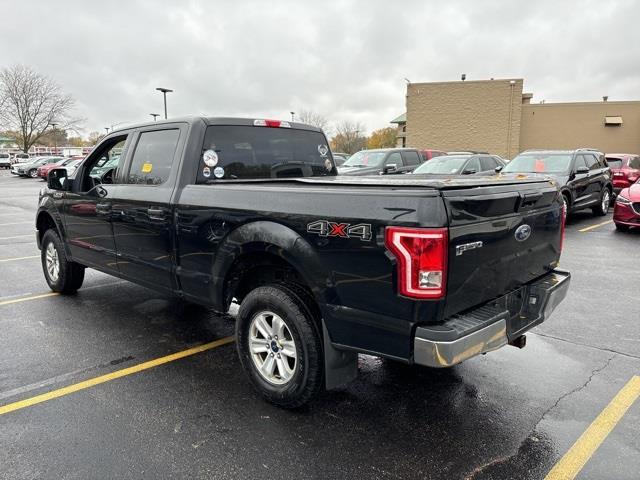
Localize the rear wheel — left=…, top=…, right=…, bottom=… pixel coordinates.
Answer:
left=615, top=223, right=629, bottom=232
left=592, top=188, right=610, bottom=216
left=29, top=169, right=38, bottom=178
left=41, top=229, right=85, bottom=293
left=236, top=284, right=323, bottom=408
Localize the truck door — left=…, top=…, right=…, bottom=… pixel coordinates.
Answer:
left=63, top=134, right=131, bottom=272
left=111, top=125, right=186, bottom=292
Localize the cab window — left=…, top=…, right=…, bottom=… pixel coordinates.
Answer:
left=127, top=129, right=180, bottom=185
left=386, top=152, right=403, bottom=167
left=81, top=136, right=128, bottom=192
left=584, top=154, right=599, bottom=170
left=401, top=150, right=420, bottom=166
left=464, top=157, right=481, bottom=173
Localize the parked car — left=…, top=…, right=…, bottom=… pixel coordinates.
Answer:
left=613, top=179, right=640, bottom=231
left=605, top=153, right=640, bottom=195
left=64, top=159, right=83, bottom=176
left=12, top=157, right=63, bottom=177
left=332, top=152, right=349, bottom=166
left=501, top=149, right=612, bottom=216
left=12, top=153, right=30, bottom=164
left=337, top=148, right=424, bottom=175
left=412, top=153, right=505, bottom=175
left=36, top=116, right=569, bottom=408
left=37, top=158, right=80, bottom=180
left=420, top=149, right=447, bottom=161
left=0, top=153, right=10, bottom=169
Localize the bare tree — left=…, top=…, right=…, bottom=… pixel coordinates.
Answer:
left=330, top=120, right=366, bottom=154
left=297, top=110, right=330, bottom=133
left=0, top=65, right=79, bottom=152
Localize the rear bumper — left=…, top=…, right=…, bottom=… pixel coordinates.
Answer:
left=413, top=269, right=570, bottom=368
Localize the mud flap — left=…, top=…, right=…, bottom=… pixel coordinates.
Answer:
left=322, top=320, right=358, bottom=390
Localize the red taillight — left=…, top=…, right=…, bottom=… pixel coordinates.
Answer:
left=560, top=203, right=566, bottom=252
left=385, top=227, right=448, bottom=299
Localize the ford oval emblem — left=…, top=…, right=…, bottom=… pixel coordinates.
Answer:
left=515, top=224, right=532, bottom=242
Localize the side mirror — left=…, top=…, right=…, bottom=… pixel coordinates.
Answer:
left=47, top=168, right=68, bottom=191
left=495, top=166, right=503, bottom=173
left=383, top=163, right=398, bottom=174
left=575, top=166, right=589, bottom=175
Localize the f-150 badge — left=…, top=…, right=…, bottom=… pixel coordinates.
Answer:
left=307, top=220, right=372, bottom=241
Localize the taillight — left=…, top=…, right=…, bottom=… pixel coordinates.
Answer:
left=385, top=227, right=448, bottom=299
left=560, top=203, right=566, bottom=252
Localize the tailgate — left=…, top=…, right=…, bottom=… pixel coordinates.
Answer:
left=442, top=182, right=562, bottom=318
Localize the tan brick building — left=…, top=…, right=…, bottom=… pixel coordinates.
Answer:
left=398, top=78, right=640, bottom=158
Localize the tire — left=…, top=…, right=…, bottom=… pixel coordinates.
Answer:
left=29, top=169, right=38, bottom=178
left=41, top=229, right=85, bottom=294
left=562, top=193, right=571, bottom=219
left=236, top=284, right=323, bottom=408
left=615, top=223, right=629, bottom=232
left=592, top=188, right=611, bottom=216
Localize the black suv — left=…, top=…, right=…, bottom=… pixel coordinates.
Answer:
left=501, top=148, right=612, bottom=216
left=337, top=148, right=423, bottom=175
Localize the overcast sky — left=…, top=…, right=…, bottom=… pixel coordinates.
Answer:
left=1, top=0, right=638, bottom=136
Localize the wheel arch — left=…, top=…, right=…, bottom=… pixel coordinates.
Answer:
left=212, top=221, right=328, bottom=311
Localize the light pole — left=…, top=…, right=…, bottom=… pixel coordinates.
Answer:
left=150, top=113, right=160, bottom=122
left=156, top=87, right=173, bottom=119
left=51, top=123, right=58, bottom=154
left=290, top=111, right=295, bottom=122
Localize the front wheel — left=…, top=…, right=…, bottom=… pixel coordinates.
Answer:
left=29, top=169, right=38, bottom=178
left=236, top=284, right=324, bottom=408
left=592, top=188, right=611, bottom=216
left=41, top=229, right=85, bottom=293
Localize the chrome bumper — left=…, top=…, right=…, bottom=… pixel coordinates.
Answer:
left=413, top=269, right=571, bottom=368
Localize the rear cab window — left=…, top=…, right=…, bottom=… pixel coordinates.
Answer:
left=197, top=125, right=335, bottom=182
left=605, top=157, right=624, bottom=169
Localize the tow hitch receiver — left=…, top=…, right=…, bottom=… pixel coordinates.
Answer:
left=509, top=335, right=527, bottom=349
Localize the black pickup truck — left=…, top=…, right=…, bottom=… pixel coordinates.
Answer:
left=36, top=117, right=570, bottom=408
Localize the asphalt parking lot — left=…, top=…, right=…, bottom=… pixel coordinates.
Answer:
left=0, top=170, right=638, bottom=480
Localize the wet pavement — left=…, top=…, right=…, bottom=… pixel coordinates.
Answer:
left=0, top=170, right=638, bottom=479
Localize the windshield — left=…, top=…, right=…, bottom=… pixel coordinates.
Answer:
left=413, top=156, right=469, bottom=174
left=605, top=157, right=623, bottom=169
left=502, top=153, right=572, bottom=174
left=342, top=151, right=387, bottom=168
left=197, top=125, right=336, bottom=181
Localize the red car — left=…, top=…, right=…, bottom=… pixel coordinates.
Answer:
left=37, top=157, right=83, bottom=180
left=613, top=180, right=640, bottom=231
left=605, top=153, right=640, bottom=195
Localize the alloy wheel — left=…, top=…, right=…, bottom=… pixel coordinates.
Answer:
left=45, top=242, right=60, bottom=282
left=249, top=311, right=298, bottom=385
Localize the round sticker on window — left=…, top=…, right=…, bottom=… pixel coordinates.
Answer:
left=203, top=149, right=219, bottom=167
left=213, top=166, right=225, bottom=178
left=318, top=144, right=329, bottom=157
left=202, top=166, right=211, bottom=178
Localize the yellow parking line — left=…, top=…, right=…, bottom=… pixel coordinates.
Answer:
left=0, top=336, right=235, bottom=416
left=578, top=220, right=613, bottom=232
left=0, top=255, right=39, bottom=263
left=545, top=375, right=640, bottom=480
left=0, top=292, right=59, bottom=306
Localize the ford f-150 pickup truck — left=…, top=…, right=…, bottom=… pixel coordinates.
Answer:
left=36, top=117, right=570, bottom=408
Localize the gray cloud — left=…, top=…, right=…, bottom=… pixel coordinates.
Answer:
left=1, top=0, right=638, bottom=135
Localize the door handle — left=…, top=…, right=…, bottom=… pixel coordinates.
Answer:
left=147, top=207, right=166, bottom=219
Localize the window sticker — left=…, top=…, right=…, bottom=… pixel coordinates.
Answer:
left=202, top=166, right=211, bottom=178
left=142, top=163, right=153, bottom=173
left=324, top=158, right=332, bottom=171
left=318, top=144, right=329, bottom=157
left=203, top=149, right=219, bottom=167
left=213, top=166, right=225, bottom=178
